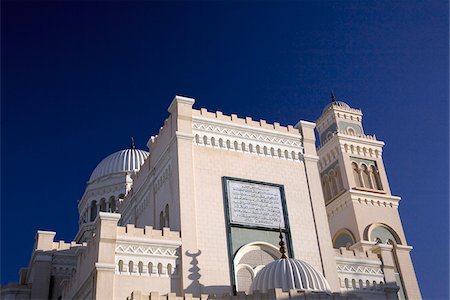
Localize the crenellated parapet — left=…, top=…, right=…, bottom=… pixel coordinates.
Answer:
left=127, top=289, right=367, bottom=300
left=191, top=107, right=304, bottom=162
left=334, top=247, right=388, bottom=295
left=193, top=107, right=301, bottom=134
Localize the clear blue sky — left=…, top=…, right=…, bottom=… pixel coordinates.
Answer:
left=2, top=1, right=448, bottom=298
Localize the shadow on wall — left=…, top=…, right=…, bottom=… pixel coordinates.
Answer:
left=183, top=249, right=232, bottom=297
left=184, top=250, right=204, bottom=295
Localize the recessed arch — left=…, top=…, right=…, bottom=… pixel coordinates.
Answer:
left=365, top=223, right=402, bottom=245
left=90, top=200, right=98, bottom=222
left=233, top=242, right=279, bottom=293
left=347, top=127, right=356, bottom=136
left=332, top=228, right=356, bottom=249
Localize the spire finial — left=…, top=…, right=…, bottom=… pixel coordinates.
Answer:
left=331, top=90, right=336, bottom=103
left=131, top=137, right=135, bottom=149
left=278, top=226, right=287, bottom=259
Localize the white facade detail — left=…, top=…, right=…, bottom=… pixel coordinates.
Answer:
left=1, top=95, right=421, bottom=300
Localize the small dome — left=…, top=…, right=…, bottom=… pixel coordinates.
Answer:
left=250, top=258, right=331, bottom=294
left=322, top=101, right=350, bottom=114
left=89, top=148, right=149, bottom=182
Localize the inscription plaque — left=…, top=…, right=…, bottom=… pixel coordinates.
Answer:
left=226, top=180, right=285, bottom=229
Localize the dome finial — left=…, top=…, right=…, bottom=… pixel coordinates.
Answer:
left=131, top=137, right=136, bottom=149
left=278, top=227, right=287, bottom=259
left=330, top=89, right=336, bottom=103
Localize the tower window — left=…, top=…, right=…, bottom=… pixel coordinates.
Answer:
left=90, top=201, right=97, bottom=222
left=333, top=229, right=355, bottom=249
left=352, top=163, right=363, bottom=188
left=361, top=164, right=372, bottom=188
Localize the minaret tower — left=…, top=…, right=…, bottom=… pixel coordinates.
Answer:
left=315, top=94, right=421, bottom=299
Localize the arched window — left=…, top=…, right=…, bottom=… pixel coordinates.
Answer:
left=90, top=201, right=97, bottom=222
left=344, top=278, right=349, bottom=288
left=159, top=211, right=165, bottom=229
left=369, top=224, right=401, bottom=245
left=359, top=279, right=363, bottom=289
left=371, top=165, right=383, bottom=190
left=352, top=163, right=362, bottom=187
left=233, top=141, right=238, bottom=150
left=167, top=263, right=172, bottom=275
left=326, top=132, right=333, bottom=141
left=329, top=170, right=338, bottom=196
left=347, top=128, right=355, bottom=136
left=148, top=262, right=153, bottom=274
left=335, top=166, right=344, bottom=192
left=361, top=164, right=372, bottom=188
left=129, top=261, right=134, bottom=273
left=157, top=263, right=163, bottom=275
left=333, top=229, right=355, bottom=249
left=322, top=175, right=331, bottom=201
left=118, top=260, right=124, bottom=272
left=110, top=197, right=116, bottom=212
left=100, top=199, right=107, bottom=212
left=138, top=262, right=143, bottom=274
left=352, top=279, right=356, bottom=289
left=164, top=204, right=170, bottom=228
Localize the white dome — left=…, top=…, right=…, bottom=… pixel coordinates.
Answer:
left=322, top=101, right=350, bottom=113
left=89, top=148, right=149, bottom=182
left=250, top=258, right=332, bottom=294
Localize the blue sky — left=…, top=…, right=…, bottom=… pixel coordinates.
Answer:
left=2, top=1, right=448, bottom=298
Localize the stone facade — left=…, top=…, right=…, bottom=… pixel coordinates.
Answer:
left=1, top=96, right=421, bottom=300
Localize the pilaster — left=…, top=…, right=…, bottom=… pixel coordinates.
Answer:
left=30, top=253, right=52, bottom=299
left=394, top=245, right=422, bottom=300
left=169, top=95, right=199, bottom=295
left=297, top=120, right=340, bottom=292
left=94, top=212, right=121, bottom=299
left=371, top=244, right=397, bottom=284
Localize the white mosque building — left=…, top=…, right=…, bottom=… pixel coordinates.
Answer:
left=1, top=95, right=421, bottom=300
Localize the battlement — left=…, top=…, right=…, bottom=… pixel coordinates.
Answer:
left=50, top=240, right=85, bottom=251
left=117, top=224, right=181, bottom=240
left=34, top=230, right=85, bottom=252
left=193, top=107, right=301, bottom=135
left=128, top=289, right=360, bottom=300
left=147, top=116, right=173, bottom=153
left=334, top=247, right=379, bottom=260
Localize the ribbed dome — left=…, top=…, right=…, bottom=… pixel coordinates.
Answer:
left=250, top=258, right=332, bottom=294
left=322, top=101, right=350, bottom=113
left=89, top=149, right=149, bottom=182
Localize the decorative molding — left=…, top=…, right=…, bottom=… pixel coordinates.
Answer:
left=336, top=264, right=383, bottom=276
left=192, top=120, right=304, bottom=162
left=95, top=263, right=116, bottom=271
left=175, top=131, right=194, bottom=140
left=115, top=244, right=178, bottom=257
left=326, top=191, right=401, bottom=218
